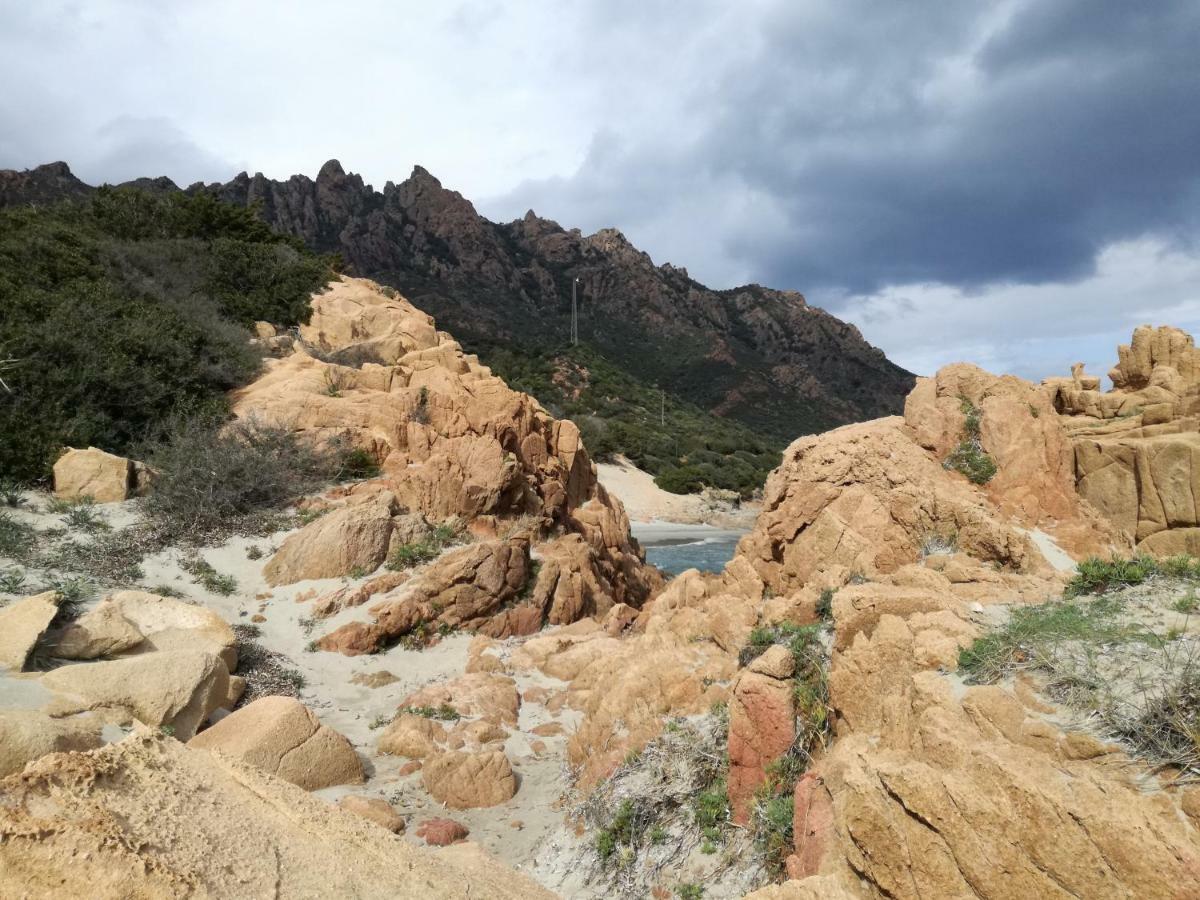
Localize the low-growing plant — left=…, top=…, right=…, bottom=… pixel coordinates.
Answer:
left=146, top=583, right=186, bottom=598
left=0, top=511, right=35, bottom=560
left=368, top=713, right=394, bottom=730
left=816, top=587, right=835, bottom=620
left=677, top=884, right=704, bottom=899
left=64, top=501, right=108, bottom=532
left=943, top=439, right=997, bottom=484
left=0, top=479, right=24, bottom=507
left=919, top=529, right=958, bottom=558
left=386, top=521, right=461, bottom=571
left=1066, top=555, right=1166, bottom=598
left=0, top=567, right=26, bottom=593
left=181, top=554, right=238, bottom=596
left=398, top=703, right=461, bottom=721
left=941, top=398, right=997, bottom=484
left=1174, top=593, right=1199, bottom=614
left=958, top=593, right=1157, bottom=683
left=246, top=545, right=263, bottom=560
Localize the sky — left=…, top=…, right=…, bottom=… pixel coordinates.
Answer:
left=2, top=0, right=1198, bottom=383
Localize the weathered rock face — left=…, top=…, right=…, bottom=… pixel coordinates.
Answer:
left=236, top=276, right=659, bottom=624
left=264, top=490, right=399, bottom=585
left=190, top=696, right=363, bottom=790
left=54, top=590, right=238, bottom=671
left=421, top=750, right=517, bottom=809
left=40, top=650, right=229, bottom=741
left=0, top=710, right=102, bottom=777
left=338, top=795, right=405, bottom=833
left=0, top=591, right=60, bottom=670
left=0, top=729, right=553, bottom=898
left=318, top=537, right=533, bottom=654
left=728, top=646, right=796, bottom=825
left=507, top=356, right=1199, bottom=899
left=1046, top=326, right=1200, bottom=551
left=52, top=447, right=133, bottom=503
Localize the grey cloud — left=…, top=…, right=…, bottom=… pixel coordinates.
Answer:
left=491, top=0, right=1200, bottom=297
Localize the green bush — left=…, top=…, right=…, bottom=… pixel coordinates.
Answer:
left=485, top=343, right=781, bottom=498
left=0, top=189, right=333, bottom=482
left=1066, top=554, right=1164, bottom=598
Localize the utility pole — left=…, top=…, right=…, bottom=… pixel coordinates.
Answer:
left=571, top=277, right=580, bottom=346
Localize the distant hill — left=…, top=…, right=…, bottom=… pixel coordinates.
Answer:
left=1, top=161, right=915, bottom=495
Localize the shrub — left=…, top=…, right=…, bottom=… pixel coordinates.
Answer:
left=0, top=512, right=35, bottom=560
left=141, top=416, right=338, bottom=540
left=1066, top=555, right=1163, bottom=598
left=0, top=567, right=26, bottom=593
left=942, top=398, right=997, bottom=485
left=0, top=189, right=333, bottom=482
left=816, top=587, right=834, bottom=620
left=943, top=439, right=998, bottom=484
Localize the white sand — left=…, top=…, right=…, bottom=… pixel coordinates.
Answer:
left=596, top=457, right=759, bottom=528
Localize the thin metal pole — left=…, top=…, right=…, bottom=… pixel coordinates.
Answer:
left=571, top=278, right=579, bottom=346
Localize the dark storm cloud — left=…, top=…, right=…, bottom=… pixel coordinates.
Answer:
left=495, top=0, right=1200, bottom=296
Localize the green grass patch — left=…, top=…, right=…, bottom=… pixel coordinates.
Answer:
left=181, top=554, right=238, bottom=596
left=959, top=593, right=1159, bottom=682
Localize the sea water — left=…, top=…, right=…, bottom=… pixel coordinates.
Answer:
left=631, top=523, right=746, bottom=576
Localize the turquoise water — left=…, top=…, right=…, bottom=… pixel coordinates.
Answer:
left=643, top=536, right=741, bottom=576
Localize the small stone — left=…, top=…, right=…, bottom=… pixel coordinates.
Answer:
left=415, top=817, right=469, bottom=846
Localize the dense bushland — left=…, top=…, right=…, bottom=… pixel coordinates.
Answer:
left=0, top=188, right=334, bottom=482
left=485, top=343, right=781, bottom=497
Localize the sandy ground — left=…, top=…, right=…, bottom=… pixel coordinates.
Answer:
left=132, top=527, right=587, bottom=887
left=597, top=457, right=759, bottom=528
left=0, top=491, right=596, bottom=893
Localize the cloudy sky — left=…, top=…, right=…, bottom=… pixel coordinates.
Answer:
left=2, top=0, right=1198, bottom=382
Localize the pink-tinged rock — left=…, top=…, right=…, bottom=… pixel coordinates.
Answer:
left=727, top=646, right=796, bottom=825
left=416, top=817, right=469, bottom=846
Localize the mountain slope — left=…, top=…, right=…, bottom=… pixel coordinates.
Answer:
left=197, top=160, right=914, bottom=440
left=0, top=161, right=914, bottom=494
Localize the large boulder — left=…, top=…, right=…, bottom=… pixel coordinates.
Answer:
left=264, top=492, right=398, bottom=586
left=52, top=447, right=134, bottom=503
left=0, top=591, right=60, bottom=670
left=421, top=750, right=517, bottom=809
left=0, top=709, right=102, bottom=777
left=41, top=650, right=229, bottom=740
left=50, top=599, right=143, bottom=660
left=188, top=695, right=364, bottom=790
left=54, top=590, right=237, bottom=670
left=318, top=538, right=532, bottom=655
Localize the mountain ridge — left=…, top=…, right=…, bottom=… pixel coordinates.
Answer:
left=1, top=160, right=913, bottom=432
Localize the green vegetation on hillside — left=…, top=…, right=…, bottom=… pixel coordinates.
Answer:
left=484, top=343, right=782, bottom=497
left=0, top=189, right=335, bottom=482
